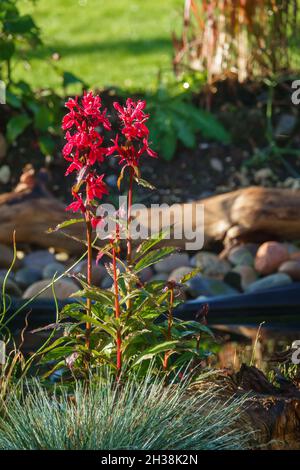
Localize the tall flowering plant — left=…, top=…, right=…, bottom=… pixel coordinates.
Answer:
left=62, top=92, right=110, bottom=350
left=40, top=92, right=212, bottom=380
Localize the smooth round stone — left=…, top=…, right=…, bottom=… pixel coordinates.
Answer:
left=139, top=267, right=153, bottom=283
left=15, top=267, right=42, bottom=289
left=168, top=266, right=193, bottom=283
left=0, top=269, right=15, bottom=281
left=227, top=246, right=254, bottom=267
left=101, top=275, right=113, bottom=289
left=23, top=250, right=56, bottom=270
left=43, top=262, right=66, bottom=279
left=232, top=265, right=258, bottom=291
left=71, top=260, right=107, bottom=286
left=283, top=243, right=300, bottom=255
left=278, top=260, right=300, bottom=281
left=186, top=275, right=238, bottom=298
left=245, top=273, right=292, bottom=293
left=150, top=273, right=169, bottom=282
left=255, top=242, right=289, bottom=275
left=0, top=279, right=22, bottom=297
left=154, top=253, right=190, bottom=273
left=23, top=279, right=79, bottom=300
left=190, top=251, right=230, bottom=279
left=0, top=244, right=15, bottom=269
left=290, top=252, right=300, bottom=262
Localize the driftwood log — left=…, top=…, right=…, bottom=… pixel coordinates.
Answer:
left=192, top=364, right=300, bottom=450
left=1, top=167, right=300, bottom=253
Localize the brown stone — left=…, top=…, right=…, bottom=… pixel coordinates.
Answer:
left=255, top=241, right=289, bottom=275
left=278, top=260, right=300, bottom=281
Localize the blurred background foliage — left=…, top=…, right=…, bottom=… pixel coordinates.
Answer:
left=1, top=0, right=300, bottom=165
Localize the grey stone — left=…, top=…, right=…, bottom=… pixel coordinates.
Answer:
left=168, top=266, right=193, bottom=283
left=254, top=168, right=275, bottom=184
left=139, top=267, right=153, bottom=283
left=15, top=267, right=42, bottom=289
left=278, top=260, right=300, bottom=281
left=23, top=279, right=79, bottom=300
left=43, top=262, right=66, bottom=279
left=228, top=246, right=254, bottom=267
left=23, top=250, right=56, bottom=270
left=71, top=260, right=107, bottom=286
left=101, top=275, right=113, bottom=289
left=150, top=273, right=169, bottom=282
left=0, top=279, right=22, bottom=297
left=232, top=265, right=258, bottom=290
left=245, top=273, right=292, bottom=293
left=210, top=157, right=223, bottom=173
left=154, top=253, right=190, bottom=273
left=0, top=244, right=15, bottom=270
left=0, top=165, right=10, bottom=184
left=275, top=113, right=297, bottom=138
left=186, top=275, right=238, bottom=298
left=191, top=251, right=231, bottom=279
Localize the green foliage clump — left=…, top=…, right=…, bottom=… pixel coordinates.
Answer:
left=0, top=372, right=251, bottom=450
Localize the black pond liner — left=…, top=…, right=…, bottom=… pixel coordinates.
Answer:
left=2, top=283, right=300, bottom=332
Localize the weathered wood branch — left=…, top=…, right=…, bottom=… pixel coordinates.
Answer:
left=1, top=168, right=300, bottom=253
left=192, top=364, right=300, bottom=450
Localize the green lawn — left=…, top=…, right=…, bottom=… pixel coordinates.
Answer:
left=19, top=0, right=183, bottom=91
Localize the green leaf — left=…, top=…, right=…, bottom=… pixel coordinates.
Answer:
left=179, top=268, right=201, bottom=284
left=134, top=247, right=177, bottom=273
left=133, top=340, right=179, bottom=366
left=5, top=91, right=22, bottom=109
left=172, top=114, right=196, bottom=148
left=134, top=230, right=169, bottom=261
left=0, top=39, right=15, bottom=61
left=6, top=114, right=31, bottom=143
left=134, top=177, right=156, bottom=190
left=33, top=105, right=53, bottom=132
left=188, top=106, right=230, bottom=143
left=4, top=15, right=36, bottom=34
left=160, top=124, right=177, bottom=161
left=40, top=346, right=76, bottom=363
left=47, top=218, right=84, bottom=233
left=63, top=71, right=85, bottom=88
left=182, top=321, right=214, bottom=338
left=71, top=287, right=115, bottom=304
left=38, top=135, right=55, bottom=156
left=66, top=312, right=117, bottom=338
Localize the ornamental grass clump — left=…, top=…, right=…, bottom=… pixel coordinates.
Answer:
left=0, top=372, right=251, bottom=450
left=39, top=91, right=213, bottom=380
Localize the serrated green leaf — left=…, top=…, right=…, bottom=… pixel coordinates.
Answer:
left=134, top=230, right=169, bottom=261
left=47, top=218, right=84, bottom=233
left=134, top=177, right=156, bottom=190
left=179, top=268, right=201, bottom=284
left=135, top=247, right=176, bottom=273
left=71, top=287, right=115, bottom=304
left=182, top=321, right=214, bottom=338
left=133, top=340, right=179, bottom=366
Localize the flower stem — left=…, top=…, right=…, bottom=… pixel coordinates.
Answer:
left=127, top=167, right=134, bottom=266
left=112, top=246, right=122, bottom=373
left=85, top=212, right=92, bottom=350
left=163, top=286, right=174, bottom=371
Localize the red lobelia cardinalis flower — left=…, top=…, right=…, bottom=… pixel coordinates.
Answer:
left=62, top=91, right=110, bottom=215
left=107, top=98, right=157, bottom=173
